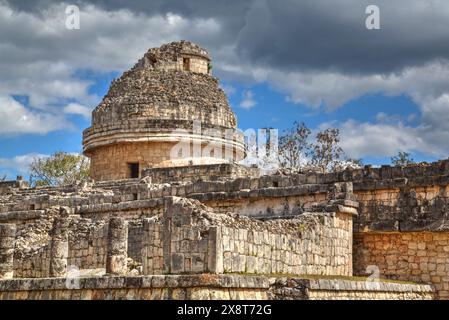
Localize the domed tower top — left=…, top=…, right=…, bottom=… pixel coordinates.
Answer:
left=82, top=40, right=244, bottom=181
left=135, top=40, right=212, bottom=74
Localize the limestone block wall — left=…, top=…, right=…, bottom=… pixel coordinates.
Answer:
left=142, top=196, right=355, bottom=277
left=269, top=278, right=434, bottom=300
left=0, top=275, right=270, bottom=300
left=0, top=180, right=28, bottom=192
left=353, top=232, right=449, bottom=299
left=0, top=275, right=433, bottom=300
left=0, top=176, right=342, bottom=225
left=0, top=224, right=16, bottom=278
left=13, top=245, right=51, bottom=278
left=88, top=141, right=244, bottom=181
left=67, top=221, right=108, bottom=270
left=89, top=142, right=175, bottom=181
left=141, top=218, right=163, bottom=275
left=217, top=212, right=352, bottom=276
left=331, top=161, right=449, bottom=300
left=142, top=163, right=260, bottom=184
left=1, top=177, right=359, bottom=280
left=352, top=184, right=449, bottom=298
left=127, top=221, right=144, bottom=262
left=141, top=198, right=214, bottom=275
left=181, top=56, right=209, bottom=74
left=205, top=192, right=328, bottom=218
left=153, top=55, right=208, bottom=74
left=297, top=160, right=449, bottom=231
left=146, top=53, right=209, bottom=74
left=12, top=217, right=109, bottom=278
left=353, top=184, right=449, bottom=232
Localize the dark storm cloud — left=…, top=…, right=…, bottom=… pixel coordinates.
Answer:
left=6, top=0, right=449, bottom=75
left=2, top=0, right=449, bottom=160
left=234, top=0, right=449, bottom=74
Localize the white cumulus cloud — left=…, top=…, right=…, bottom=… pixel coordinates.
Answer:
left=63, top=103, right=92, bottom=119
left=0, top=152, right=48, bottom=178
left=239, top=90, right=257, bottom=109
left=0, top=95, right=69, bottom=134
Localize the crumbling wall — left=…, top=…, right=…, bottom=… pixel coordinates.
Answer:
left=4, top=160, right=449, bottom=299
left=353, top=232, right=449, bottom=299
left=12, top=216, right=109, bottom=278
left=205, top=192, right=328, bottom=218
left=269, top=278, right=434, bottom=300
left=217, top=211, right=352, bottom=276
left=135, top=40, right=211, bottom=74
left=142, top=194, right=356, bottom=277
left=0, top=180, right=28, bottom=192
left=337, top=161, right=449, bottom=299
left=142, top=163, right=260, bottom=184
left=127, top=220, right=144, bottom=263
left=141, top=217, right=163, bottom=275
left=0, top=274, right=433, bottom=300
left=67, top=218, right=108, bottom=270
left=83, top=41, right=241, bottom=182
left=88, top=142, right=175, bottom=181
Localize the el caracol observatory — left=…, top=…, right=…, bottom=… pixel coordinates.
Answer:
left=82, top=41, right=245, bottom=181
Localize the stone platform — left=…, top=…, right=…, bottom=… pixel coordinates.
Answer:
left=0, top=274, right=434, bottom=300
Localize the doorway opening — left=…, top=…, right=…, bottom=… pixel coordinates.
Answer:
left=183, top=58, right=190, bottom=71
left=128, top=163, right=139, bottom=179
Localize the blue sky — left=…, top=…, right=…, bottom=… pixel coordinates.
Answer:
left=1, top=1, right=449, bottom=179
left=0, top=75, right=434, bottom=179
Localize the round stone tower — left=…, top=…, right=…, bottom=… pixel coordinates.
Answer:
left=83, top=40, right=245, bottom=181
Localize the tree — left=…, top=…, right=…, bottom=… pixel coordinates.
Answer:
left=278, top=122, right=362, bottom=173
left=309, top=128, right=344, bottom=173
left=391, top=151, right=414, bottom=166
left=278, top=121, right=311, bottom=171
left=29, top=152, right=90, bottom=187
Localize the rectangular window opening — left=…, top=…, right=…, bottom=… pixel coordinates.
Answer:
left=183, top=58, right=190, bottom=71
left=128, top=163, right=140, bottom=179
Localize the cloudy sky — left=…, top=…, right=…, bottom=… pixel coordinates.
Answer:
left=1, top=0, right=449, bottom=178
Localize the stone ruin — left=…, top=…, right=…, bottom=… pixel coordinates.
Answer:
left=83, top=40, right=244, bottom=182
left=1, top=41, right=448, bottom=300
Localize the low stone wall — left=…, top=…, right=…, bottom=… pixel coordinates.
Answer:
left=204, top=192, right=328, bottom=218
left=6, top=187, right=355, bottom=279
left=0, top=224, right=16, bottom=278
left=0, top=180, right=28, bottom=191
left=270, top=278, right=434, bottom=300
left=354, top=231, right=449, bottom=299
left=0, top=171, right=351, bottom=224
left=0, top=275, right=270, bottom=300
left=3, top=160, right=449, bottom=300
left=142, top=163, right=259, bottom=184
left=127, top=221, right=144, bottom=262
left=218, top=212, right=352, bottom=276
left=88, top=141, right=175, bottom=181
left=12, top=216, right=109, bottom=278
left=142, top=196, right=355, bottom=277
left=0, top=275, right=433, bottom=300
